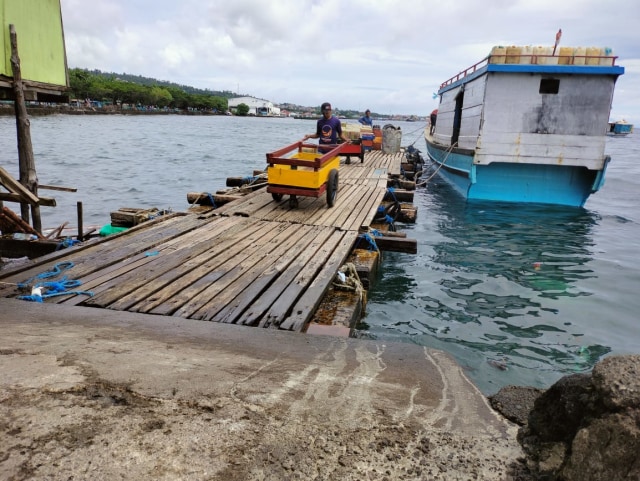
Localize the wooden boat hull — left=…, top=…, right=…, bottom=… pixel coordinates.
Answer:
left=425, top=138, right=609, bottom=207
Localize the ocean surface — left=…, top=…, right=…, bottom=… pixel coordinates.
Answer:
left=1, top=114, right=638, bottom=394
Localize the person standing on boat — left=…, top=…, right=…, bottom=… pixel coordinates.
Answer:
left=303, top=102, right=349, bottom=153
left=358, top=109, right=373, bottom=127
left=429, top=109, right=438, bottom=135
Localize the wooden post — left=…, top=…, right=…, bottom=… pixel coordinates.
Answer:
left=9, top=24, right=42, bottom=234
left=77, top=201, right=84, bottom=241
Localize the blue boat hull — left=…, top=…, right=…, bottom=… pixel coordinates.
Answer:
left=425, top=139, right=608, bottom=207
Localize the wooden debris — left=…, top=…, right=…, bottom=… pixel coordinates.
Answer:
left=110, top=207, right=159, bottom=227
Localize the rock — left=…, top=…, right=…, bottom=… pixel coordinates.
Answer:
left=518, top=355, right=640, bottom=481
left=488, top=385, right=544, bottom=426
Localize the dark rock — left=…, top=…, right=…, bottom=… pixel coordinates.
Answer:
left=489, top=385, right=544, bottom=426
left=517, top=355, right=640, bottom=481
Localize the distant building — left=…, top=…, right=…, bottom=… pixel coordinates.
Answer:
left=228, top=96, right=280, bottom=116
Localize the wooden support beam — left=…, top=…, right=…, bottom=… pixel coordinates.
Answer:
left=0, top=166, right=40, bottom=205
left=373, top=236, right=417, bottom=254
left=9, top=24, right=42, bottom=233
left=39, top=184, right=77, bottom=192
left=0, top=192, right=56, bottom=206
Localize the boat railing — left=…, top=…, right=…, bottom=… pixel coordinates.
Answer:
left=440, top=52, right=619, bottom=89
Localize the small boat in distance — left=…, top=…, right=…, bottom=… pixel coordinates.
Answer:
left=607, top=120, right=633, bottom=136
left=425, top=43, right=625, bottom=207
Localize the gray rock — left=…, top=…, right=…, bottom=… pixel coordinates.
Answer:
left=489, top=385, right=544, bottom=426
left=518, top=355, right=640, bottom=481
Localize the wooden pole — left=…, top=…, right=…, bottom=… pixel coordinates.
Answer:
left=77, top=201, right=84, bottom=241
left=9, top=24, right=42, bottom=234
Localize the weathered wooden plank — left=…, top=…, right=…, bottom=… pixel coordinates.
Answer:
left=214, top=225, right=336, bottom=325
left=0, top=192, right=57, bottom=206
left=57, top=215, right=240, bottom=304
left=187, top=223, right=311, bottom=321
left=150, top=221, right=293, bottom=317
left=374, top=236, right=418, bottom=254
left=89, top=216, right=258, bottom=310
left=266, top=230, right=358, bottom=331
left=202, top=223, right=322, bottom=323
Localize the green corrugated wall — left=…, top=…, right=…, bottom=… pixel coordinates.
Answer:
left=1, top=0, right=68, bottom=87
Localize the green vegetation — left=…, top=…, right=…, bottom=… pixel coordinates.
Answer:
left=69, top=68, right=233, bottom=112
left=235, top=103, right=250, bottom=116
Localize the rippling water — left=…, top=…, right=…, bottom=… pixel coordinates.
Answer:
left=1, top=114, right=638, bottom=394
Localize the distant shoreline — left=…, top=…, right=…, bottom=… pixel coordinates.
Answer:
left=0, top=106, right=219, bottom=117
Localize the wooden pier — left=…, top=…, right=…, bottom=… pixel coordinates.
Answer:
left=0, top=150, right=415, bottom=332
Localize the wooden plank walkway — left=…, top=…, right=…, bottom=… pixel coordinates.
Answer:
left=0, top=150, right=404, bottom=332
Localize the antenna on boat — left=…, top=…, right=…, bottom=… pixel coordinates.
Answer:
left=552, top=28, right=562, bottom=56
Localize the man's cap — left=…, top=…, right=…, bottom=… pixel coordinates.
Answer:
left=365, top=109, right=370, bottom=114
left=321, top=102, right=331, bottom=111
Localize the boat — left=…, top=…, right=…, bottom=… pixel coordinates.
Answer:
left=425, top=44, right=625, bottom=207
left=607, top=120, right=633, bottom=136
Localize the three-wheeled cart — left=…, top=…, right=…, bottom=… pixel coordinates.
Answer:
left=266, top=141, right=348, bottom=208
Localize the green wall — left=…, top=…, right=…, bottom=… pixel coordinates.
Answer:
left=1, top=0, right=68, bottom=87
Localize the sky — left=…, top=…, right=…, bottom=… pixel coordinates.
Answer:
left=60, top=0, right=639, bottom=119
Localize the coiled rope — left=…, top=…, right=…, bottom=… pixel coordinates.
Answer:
left=16, top=261, right=94, bottom=302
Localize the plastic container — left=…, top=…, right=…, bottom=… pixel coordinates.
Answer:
left=382, top=125, right=402, bottom=154
left=12, top=233, right=37, bottom=240
left=532, top=46, right=546, bottom=64
left=558, top=46, right=574, bottom=65
left=586, top=47, right=601, bottom=65
left=545, top=47, right=558, bottom=65
left=520, top=46, right=533, bottom=64
left=600, top=47, right=614, bottom=66
left=490, top=46, right=506, bottom=64
left=573, top=47, right=586, bottom=65
left=505, top=46, right=521, bottom=64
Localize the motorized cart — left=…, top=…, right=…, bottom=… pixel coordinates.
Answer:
left=266, top=141, right=349, bottom=208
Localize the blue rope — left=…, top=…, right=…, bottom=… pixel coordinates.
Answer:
left=355, top=233, right=379, bottom=252
left=206, top=192, right=217, bottom=208
left=384, top=187, right=398, bottom=202
left=55, top=238, right=80, bottom=251
left=16, top=261, right=94, bottom=302
left=17, top=261, right=75, bottom=289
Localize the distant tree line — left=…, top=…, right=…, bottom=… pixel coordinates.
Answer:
left=68, top=68, right=237, bottom=112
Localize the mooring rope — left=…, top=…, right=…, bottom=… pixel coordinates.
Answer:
left=16, top=261, right=93, bottom=302
left=416, top=141, right=458, bottom=187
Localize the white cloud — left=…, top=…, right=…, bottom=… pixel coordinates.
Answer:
left=59, top=0, right=640, bottom=119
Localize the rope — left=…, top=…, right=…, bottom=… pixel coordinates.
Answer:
left=332, top=263, right=366, bottom=307
left=354, top=233, right=379, bottom=252
left=56, top=238, right=80, bottom=250
left=16, top=261, right=94, bottom=302
left=416, top=141, right=458, bottom=187
left=404, top=122, right=429, bottom=148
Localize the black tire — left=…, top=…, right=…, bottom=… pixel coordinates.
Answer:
left=289, top=195, right=298, bottom=209
left=327, top=169, right=338, bottom=207
left=272, top=193, right=283, bottom=201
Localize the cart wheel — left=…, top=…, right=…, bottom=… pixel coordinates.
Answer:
left=326, top=169, right=339, bottom=207
left=272, top=193, right=283, bottom=202
left=345, top=156, right=351, bottom=165
left=289, top=195, right=298, bottom=209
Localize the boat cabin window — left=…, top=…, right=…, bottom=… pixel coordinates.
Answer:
left=539, top=78, right=560, bottom=94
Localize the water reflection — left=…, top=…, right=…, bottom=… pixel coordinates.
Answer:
left=362, top=177, right=612, bottom=392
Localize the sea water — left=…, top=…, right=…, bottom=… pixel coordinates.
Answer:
left=1, top=114, right=638, bottom=394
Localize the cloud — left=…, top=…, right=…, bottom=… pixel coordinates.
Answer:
left=59, top=0, right=640, bottom=118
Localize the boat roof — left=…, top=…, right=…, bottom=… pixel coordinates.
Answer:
left=439, top=57, right=625, bottom=94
